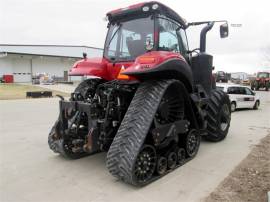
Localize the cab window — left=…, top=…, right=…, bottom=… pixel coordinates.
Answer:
left=227, top=87, right=239, bottom=94
left=245, top=88, right=254, bottom=95
left=158, top=17, right=183, bottom=53
left=238, top=87, right=246, bottom=95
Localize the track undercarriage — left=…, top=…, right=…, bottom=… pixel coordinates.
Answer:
left=48, top=79, right=230, bottom=185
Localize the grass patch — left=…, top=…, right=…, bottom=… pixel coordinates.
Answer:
left=0, top=83, right=70, bottom=100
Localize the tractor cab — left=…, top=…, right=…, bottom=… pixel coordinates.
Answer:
left=104, top=2, right=189, bottom=62
left=70, top=1, right=228, bottom=96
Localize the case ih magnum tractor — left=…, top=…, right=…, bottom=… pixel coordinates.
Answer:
left=48, top=2, right=231, bottom=186
left=251, top=72, right=270, bottom=91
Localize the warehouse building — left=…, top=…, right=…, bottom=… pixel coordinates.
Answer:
left=0, top=44, right=103, bottom=82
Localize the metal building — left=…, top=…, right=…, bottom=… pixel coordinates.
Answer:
left=0, top=44, right=103, bottom=82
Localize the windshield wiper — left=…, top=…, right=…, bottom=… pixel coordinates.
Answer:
left=106, top=24, right=122, bottom=49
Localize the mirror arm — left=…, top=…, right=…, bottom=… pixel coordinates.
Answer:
left=187, top=20, right=228, bottom=27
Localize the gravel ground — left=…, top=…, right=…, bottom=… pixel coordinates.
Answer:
left=205, top=134, right=270, bottom=202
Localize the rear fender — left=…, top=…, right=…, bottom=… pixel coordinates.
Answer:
left=122, top=51, right=193, bottom=92
left=69, top=57, right=110, bottom=80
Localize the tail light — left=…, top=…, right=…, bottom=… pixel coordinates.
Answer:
left=138, top=56, right=156, bottom=64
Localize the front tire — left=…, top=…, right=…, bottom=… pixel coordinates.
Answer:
left=253, top=100, right=259, bottom=110
left=205, top=90, right=231, bottom=142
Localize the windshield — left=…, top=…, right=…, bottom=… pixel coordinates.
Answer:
left=104, top=16, right=154, bottom=61
left=257, top=72, right=269, bottom=78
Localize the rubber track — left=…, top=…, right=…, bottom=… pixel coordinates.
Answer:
left=106, top=79, right=179, bottom=185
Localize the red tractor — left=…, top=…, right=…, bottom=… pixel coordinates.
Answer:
left=48, top=1, right=231, bottom=186
left=251, top=71, right=270, bottom=91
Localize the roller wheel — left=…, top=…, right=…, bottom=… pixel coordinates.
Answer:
left=185, top=129, right=200, bottom=158
left=133, top=145, right=157, bottom=184
left=177, top=148, right=186, bottom=165
left=167, top=151, right=177, bottom=169
left=205, top=89, right=231, bottom=142
left=156, top=156, right=167, bottom=175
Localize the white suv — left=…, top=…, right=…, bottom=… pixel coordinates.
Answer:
left=216, top=84, right=260, bottom=112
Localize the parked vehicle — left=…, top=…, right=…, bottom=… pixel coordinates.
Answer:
left=40, top=74, right=55, bottom=85
left=241, top=79, right=250, bottom=86
left=251, top=72, right=270, bottom=91
left=217, top=84, right=260, bottom=112
left=215, top=71, right=230, bottom=83
left=48, top=1, right=231, bottom=186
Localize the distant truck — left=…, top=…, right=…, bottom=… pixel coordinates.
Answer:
left=215, top=71, right=230, bottom=83
left=251, top=72, right=270, bottom=91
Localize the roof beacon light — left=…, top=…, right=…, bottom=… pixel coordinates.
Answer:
left=152, top=4, right=159, bottom=10
left=142, top=6, right=150, bottom=12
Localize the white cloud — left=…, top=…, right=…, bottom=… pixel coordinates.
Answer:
left=0, top=0, right=270, bottom=73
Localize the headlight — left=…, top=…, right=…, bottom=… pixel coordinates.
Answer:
left=142, top=6, right=150, bottom=12
left=152, top=4, right=159, bottom=10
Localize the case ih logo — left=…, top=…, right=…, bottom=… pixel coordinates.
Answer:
left=141, top=65, right=151, bottom=69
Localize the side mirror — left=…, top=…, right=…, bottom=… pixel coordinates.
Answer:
left=220, top=23, right=229, bottom=38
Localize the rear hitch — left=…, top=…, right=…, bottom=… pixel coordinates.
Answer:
left=56, top=94, right=65, bottom=100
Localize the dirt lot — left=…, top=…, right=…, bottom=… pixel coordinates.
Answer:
left=0, top=83, right=69, bottom=100
left=205, top=134, right=270, bottom=202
